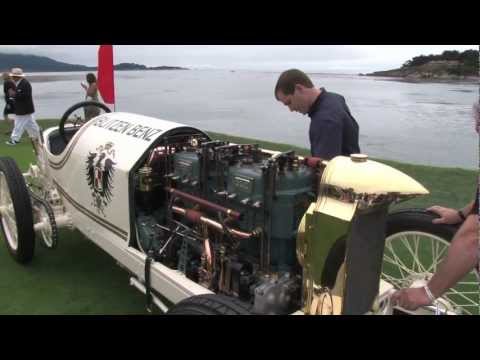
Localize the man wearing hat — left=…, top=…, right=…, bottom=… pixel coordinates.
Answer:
left=6, top=67, right=40, bottom=146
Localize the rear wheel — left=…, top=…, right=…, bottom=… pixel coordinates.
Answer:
left=383, top=209, right=478, bottom=315
left=0, top=157, right=35, bottom=264
left=167, top=294, right=252, bottom=315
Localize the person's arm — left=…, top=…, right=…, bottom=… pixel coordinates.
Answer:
left=310, top=117, right=343, bottom=160
left=81, top=82, right=88, bottom=90
left=427, top=213, right=478, bottom=297
left=391, top=213, right=479, bottom=310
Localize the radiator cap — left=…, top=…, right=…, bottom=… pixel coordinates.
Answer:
left=350, top=154, right=368, bottom=163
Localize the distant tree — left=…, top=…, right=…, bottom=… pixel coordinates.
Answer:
left=409, top=55, right=432, bottom=67
left=441, top=50, right=460, bottom=61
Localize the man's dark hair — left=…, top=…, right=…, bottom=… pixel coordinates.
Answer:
left=86, top=73, right=97, bottom=84
left=274, top=69, right=314, bottom=99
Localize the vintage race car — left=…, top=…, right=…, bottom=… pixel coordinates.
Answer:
left=0, top=101, right=474, bottom=315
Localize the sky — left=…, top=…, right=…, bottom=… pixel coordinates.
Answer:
left=0, top=45, right=477, bottom=73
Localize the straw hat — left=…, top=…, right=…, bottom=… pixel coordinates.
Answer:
left=10, top=67, right=25, bottom=77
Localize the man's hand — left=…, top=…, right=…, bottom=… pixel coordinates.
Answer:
left=391, top=287, right=432, bottom=311
left=427, top=205, right=462, bottom=224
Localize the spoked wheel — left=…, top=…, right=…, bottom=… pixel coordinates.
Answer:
left=383, top=209, right=478, bottom=315
left=167, top=294, right=252, bottom=315
left=59, top=101, right=111, bottom=143
left=0, top=157, right=35, bottom=264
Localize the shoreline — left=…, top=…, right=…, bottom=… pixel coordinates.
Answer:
left=365, top=75, right=479, bottom=85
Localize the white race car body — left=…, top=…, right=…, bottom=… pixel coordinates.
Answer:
left=1, top=103, right=460, bottom=315
left=41, top=113, right=214, bottom=304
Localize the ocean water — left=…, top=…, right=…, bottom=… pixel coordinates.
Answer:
left=20, top=69, right=480, bottom=169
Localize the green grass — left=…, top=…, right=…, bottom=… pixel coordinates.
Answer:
left=0, top=120, right=477, bottom=314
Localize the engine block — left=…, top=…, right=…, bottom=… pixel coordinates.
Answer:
left=133, top=133, right=317, bottom=313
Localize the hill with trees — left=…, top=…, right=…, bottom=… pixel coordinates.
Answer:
left=0, top=53, right=188, bottom=72
left=366, top=49, right=479, bottom=81
left=0, top=53, right=93, bottom=72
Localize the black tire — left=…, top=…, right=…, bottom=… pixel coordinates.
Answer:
left=59, top=101, right=111, bottom=143
left=167, top=294, right=252, bottom=315
left=0, top=157, right=35, bottom=264
left=320, top=209, right=458, bottom=288
left=386, top=208, right=458, bottom=241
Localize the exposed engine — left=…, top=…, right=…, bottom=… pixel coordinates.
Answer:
left=132, top=130, right=319, bottom=314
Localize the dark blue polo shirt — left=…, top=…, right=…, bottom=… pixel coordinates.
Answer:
left=307, top=88, right=360, bottom=159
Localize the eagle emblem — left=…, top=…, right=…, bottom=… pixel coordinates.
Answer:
left=85, top=142, right=116, bottom=216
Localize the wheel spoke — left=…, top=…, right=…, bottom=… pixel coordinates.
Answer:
left=444, top=291, right=479, bottom=295
left=383, top=253, right=414, bottom=276
left=384, top=241, right=414, bottom=278
left=5, top=207, right=16, bottom=229
left=399, top=234, right=428, bottom=273
left=443, top=287, right=478, bottom=309
left=456, top=281, right=479, bottom=286
left=381, top=273, right=407, bottom=288
left=399, top=235, right=417, bottom=271
left=427, top=242, right=448, bottom=273
left=413, top=234, right=425, bottom=272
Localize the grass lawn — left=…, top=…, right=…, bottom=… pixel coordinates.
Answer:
left=0, top=119, right=477, bottom=314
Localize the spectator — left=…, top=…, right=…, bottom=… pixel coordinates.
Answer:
left=2, top=72, right=15, bottom=135
left=274, top=69, right=360, bottom=160
left=5, top=68, right=41, bottom=146
left=81, top=73, right=100, bottom=120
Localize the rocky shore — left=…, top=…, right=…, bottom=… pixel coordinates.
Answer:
left=363, top=59, right=479, bottom=84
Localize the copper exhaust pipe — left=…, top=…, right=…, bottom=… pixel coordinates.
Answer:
left=171, top=205, right=255, bottom=240
left=166, top=187, right=242, bottom=220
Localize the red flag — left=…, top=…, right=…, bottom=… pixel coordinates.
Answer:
left=97, top=45, right=115, bottom=105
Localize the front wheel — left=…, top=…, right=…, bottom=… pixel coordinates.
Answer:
left=0, top=157, right=35, bottom=264
left=383, top=209, right=478, bottom=315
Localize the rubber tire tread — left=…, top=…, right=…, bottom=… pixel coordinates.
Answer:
left=167, top=294, right=252, bottom=315
left=0, top=157, right=35, bottom=263
left=386, top=208, right=457, bottom=242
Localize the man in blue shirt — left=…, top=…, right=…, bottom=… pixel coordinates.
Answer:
left=275, top=69, right=360, bottom=160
